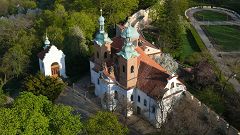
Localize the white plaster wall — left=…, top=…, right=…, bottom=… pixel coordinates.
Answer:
left=144, top=46, right=161, bottom=55
left=42, top=45, right=66, bottom=78
left=134, top=88, right=158, bottom=121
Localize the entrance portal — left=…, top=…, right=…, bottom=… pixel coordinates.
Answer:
left=51, top=62, right=60, bottom=77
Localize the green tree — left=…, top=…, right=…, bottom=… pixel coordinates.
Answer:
left=153, top=0, right=188, bottom=55
left=0, top=92, right=82, bottom=134
left=23, top=73, right=66, bottom=101
left=100, top=0, right=139, bottom=25
left=85, top=111, right=128, bottom=135
left=67, top=11, right=97, bottom=40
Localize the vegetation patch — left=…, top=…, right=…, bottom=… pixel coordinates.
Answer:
left=202, top=25, right=240, bottom=52
left=193, top=10, right=232, bottom=21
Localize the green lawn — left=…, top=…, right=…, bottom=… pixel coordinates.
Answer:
left=193, top=10, right=232, bottom=21
left=181, top=29, right=201, bottom=60
left=202, top=25, right=240, bottom=52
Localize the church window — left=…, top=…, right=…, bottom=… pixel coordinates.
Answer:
left=114, top=91, right=118, bottom=100
left=130, top=95, right=133, bottom=101
left=122, top=65, right=125, bottom=73
left=144, top=99, right=147, bottom=106
left=104, top=52, right=107, bottom=59
left=97, top=52, right=99, bottom=58
left=152, top=107, right=156, bottom=113
left=131, top=66, right=134, bottom=73
left=138, top=95, right=140, bottom=102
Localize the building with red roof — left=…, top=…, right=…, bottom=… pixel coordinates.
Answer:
left=90, top=10, right=186, bottom=128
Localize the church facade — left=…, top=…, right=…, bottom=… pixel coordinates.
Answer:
left=38, top=36, right=67, bottom=78
left=90, top=11, right=186, bottom=128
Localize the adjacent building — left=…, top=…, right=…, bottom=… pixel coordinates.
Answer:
left=37, top=35, right=67, bottom=78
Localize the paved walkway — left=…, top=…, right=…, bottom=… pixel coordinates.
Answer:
left=186, top=7, right=240, bottom=92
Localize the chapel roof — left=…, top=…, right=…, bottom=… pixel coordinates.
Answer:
left=37, top=46, right=51, bottom=60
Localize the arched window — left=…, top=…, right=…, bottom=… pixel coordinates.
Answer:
left=130, top=95, right=133, bottom=101
left=138, top=95, right=140, bottom=102
left=104, top=52, right=107, bottom=59
left=144, top=99, right=147, bottom=106
left=97, top=52, right=99, bottom=58
left=131, top=66, right=134, bottom=73
left=122, top=65, right=125, bottom=73
left=152, top=107, right=156, bottom=113
left=114, top=91, right=118, bottom=100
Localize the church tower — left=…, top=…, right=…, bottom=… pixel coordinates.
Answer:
left=117, top=23, right=140, bottom=89
left=93, top=9, right=112, bottom=67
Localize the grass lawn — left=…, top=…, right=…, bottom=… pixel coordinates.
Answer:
left=181, top=29, right=201, bottom=60
left=193, top=10, right=232, bottom=21
left=202, top=25, right=240, bottom=52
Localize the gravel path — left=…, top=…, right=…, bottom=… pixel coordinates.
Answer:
left=186, top=7, right=240, bottom=92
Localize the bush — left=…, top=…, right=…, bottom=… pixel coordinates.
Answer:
left=22, top=73, right=66, bottom=101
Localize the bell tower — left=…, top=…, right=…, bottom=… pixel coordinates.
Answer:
left=93, top=9, right=112, bottom=67
left=117, top=24, right=140, bottom=89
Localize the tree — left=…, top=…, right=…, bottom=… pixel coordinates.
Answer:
left=158, top=92, right=226, bottom=135
left=138, top=0, right=157, bottom=9
left=193, top=61, right=217, bottom=89
left=23, top=73, right=66, bottom=101
left=67, top=11, right=97, bottom=40
left=100, top=0, right=139, bottom=26
left=152, top=0, right=188, bottom=54
left=85, top=111, right=128, bottom=135
left=154, top=53, right=179, bottom=74
left=0, top=92, right=82, bottom=134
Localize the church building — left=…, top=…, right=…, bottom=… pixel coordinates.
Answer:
left=38, top=35, right=67, bottom=78
left=90, top=10, right=186, bottom=128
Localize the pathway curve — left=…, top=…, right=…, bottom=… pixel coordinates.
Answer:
left=185, top=7, right=240, bottom=93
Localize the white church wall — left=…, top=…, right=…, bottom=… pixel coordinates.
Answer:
left=42, top=46, right=66, bottom=78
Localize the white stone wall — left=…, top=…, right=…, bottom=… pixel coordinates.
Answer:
left=40, top=45, right=66, bottom=78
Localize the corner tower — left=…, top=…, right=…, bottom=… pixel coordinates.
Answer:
left=117, top=24, right=140, bottom=89
left=93, top=9, right=112, bottom=67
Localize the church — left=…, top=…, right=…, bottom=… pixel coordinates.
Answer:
left=90, top=11, right=186, bottom=128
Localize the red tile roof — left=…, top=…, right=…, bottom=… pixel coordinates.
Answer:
left=103, top=33, right=169, bottom=99
left=139, top=33, right=159, bottom=49
left=37, top=46, right=51, bottom=60
left=111, top=36, right=124, bottom=52
left=135, top=47, right=170, bottom=99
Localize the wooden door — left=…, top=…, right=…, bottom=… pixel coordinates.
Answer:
left=51, top=62, right=60, bottom=77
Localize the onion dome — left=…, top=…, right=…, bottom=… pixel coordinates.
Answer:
left=94, top=32, right=112, bottom=46
left=44, top=34, right=50, bottom=49
left=121, top=23, right=140, bottom=39
left=117, top=41, right=139, bottom=60
left=98, top=15, right=105, bottom=25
